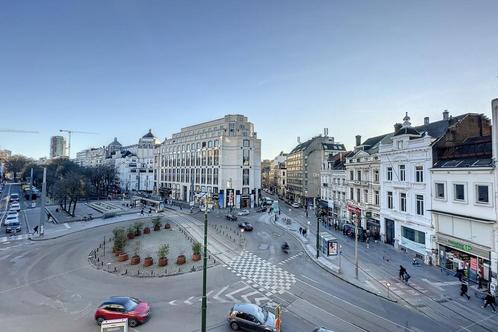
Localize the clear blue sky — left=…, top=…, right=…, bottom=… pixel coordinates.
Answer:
left=1, top=0, right=498, bottom=159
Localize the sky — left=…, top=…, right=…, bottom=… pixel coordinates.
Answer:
left=1, top=0, right=498, bottom=160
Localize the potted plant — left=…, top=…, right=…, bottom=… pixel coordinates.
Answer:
left=152, top=217, right=162, bottom=231
left=117, top=252, right=129, bottom=262
left=164, top=221, right=171, bottom=230
left=157, top=244, right=169, bottom=266
left=112, top=228, right=126, bottom=256
left=176, top=250, right=186, bottom=265
left=143, top=225, right=151, bottom=234
left=130, top=240, right=141, bottom=265
left=127, top=226, right=135, bottom=240
left=192, top=241, right=202, bottom=261
left=134, top=221, right=144, bottom=236
left=143, top=251, right=153, bottom=267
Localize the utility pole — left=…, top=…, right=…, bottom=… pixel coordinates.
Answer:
left=316, top=207, right=320, bottom=259
left=354, top=213, right=359, bottom=279
left=201, top=194, right=209, bottom=332
left=39, top=167, right=47, bottom=236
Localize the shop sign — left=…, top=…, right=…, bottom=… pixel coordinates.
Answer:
left=470, top=258, right=478, bottom=271
left=447, top=239, right=472, bottom=253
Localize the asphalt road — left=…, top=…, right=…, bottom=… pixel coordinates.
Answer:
left=0, top=203, right=493, bottom=332
left=0, top=183, right=32, bottom=237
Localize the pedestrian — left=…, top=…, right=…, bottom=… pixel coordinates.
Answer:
left=404, top=272, right=411, bottom=284
left=303, top=228, right=307, bottom=237
left=477, top=271, right=483, bottom=289
left=278, top=210, right=281, bottom=215
left=456, top=268, right=464, bottom=282
left=460, top=281, right=470, bottom=300
left=140, top=209, right=144, bottom=215
left=481, top=292, right=496, bottom=312
left=299, top=227, right=302, bottom=235
left=33, top=225, right=39, bottom=234
left=399, top=265, right=407, bottom=281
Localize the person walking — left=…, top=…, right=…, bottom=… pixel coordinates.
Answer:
left=477, top=271, right=483, bottom=289
left=460, top=281, right=470, bottom=300
left=481, top=292, right=496, bottom=312
left=399, top=265, right=407, bottom=281
left=33, top=225, right=39, bottom=234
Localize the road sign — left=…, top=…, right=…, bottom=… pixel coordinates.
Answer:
left=101, top=318, right=128, bottom=332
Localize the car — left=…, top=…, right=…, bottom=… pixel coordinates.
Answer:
left=94, top=296, right=150, bottom=327
left=228, top=303, right=276, bottom=332
left=237, top=209, right=250, bottom=216
left=6, top=221, right=21, bottom=233
left=226, top=214, right=238, bottom=221
left=4, top=215, right=19, bottom=227
left=9, top=202, right=20, bottom=212
left=9, top=193, right=19, bottom=202
left=291, top=202, right=301, bottom=208
left=7, top=210, right=18, bottom=217
left=238, top=222, right=254, bottom=231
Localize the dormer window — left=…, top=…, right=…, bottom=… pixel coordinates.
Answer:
left=397, top=140, right=403, bottom=149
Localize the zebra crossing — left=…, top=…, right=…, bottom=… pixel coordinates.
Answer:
left=0, top=233, right=30, bottom=243
left=278, top=251, right=304, bottom=266
left=378, top=278, right=430, bottom=298
left=167, top=281, right=276, bottom=307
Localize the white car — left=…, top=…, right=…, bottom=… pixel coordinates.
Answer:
left=10, top=202, right=21, bottom=212
left=4, top=214, right=18, bottom=226
left=237, top=209, right=250, bottom=216
left=7, top=211, right=18, bottom=218
left=291, top=202, right=301, bottom=208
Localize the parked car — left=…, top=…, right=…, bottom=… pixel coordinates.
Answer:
left=10, top=202, right=20, bottom=212
left=9, top=193, right=19, bottom=202
left=237, top=210, right=250, bottom=216
left=226, top=214, right=238, bottom=221
left=227, top=303, right=276, bottom=331
left=94, top=296, right=150, bottom=327
left=7, top=211, right=18, bottom=217
left=291, top=202, right=301, bottom=208
left=6, top=221, right=21, bottom=233
left=238, top=222, right=254, bottom=232
left=4, top=215, right=19, bottom=227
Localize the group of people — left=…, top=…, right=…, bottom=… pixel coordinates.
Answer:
left=298, top=227, right=307, bottom=237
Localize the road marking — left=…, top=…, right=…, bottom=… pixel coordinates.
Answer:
left=184, top=296, right=195, bottom=305
left=300, top=274, right=320, bottom=284
left=64, top=223, right=71, bottom=229
left=225, top=285, right=250, bottom=302
left=213, top=285, right=229, bottom=303
left=241, top=290, right=260, bottom=303
left=168, top=300, right=177, bottom=306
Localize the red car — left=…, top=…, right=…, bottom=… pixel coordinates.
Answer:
left=95, top=296, right=150, bottom=327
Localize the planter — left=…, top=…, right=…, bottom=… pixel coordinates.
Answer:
left=192, top=253, right=201, bottom=262
left=130, top=255, right=141, bottom=265
left=143, top=227, right=151, bottom=234
left=135, top=230, right=142, bottom=237
left=114, top=250, right=123, bottom=257
left=117, top=253, right=129, bottom=262
left=158, top=257, right=168, bottom=266
left=176, top=255, right=186, bottom=265
left=127, top=233, right=135, bottom=240
left=143, top=257, right=153, bottom=267
left=164, top=223, right=171, bottom=230
left=153, top=225, right=161, bottom=231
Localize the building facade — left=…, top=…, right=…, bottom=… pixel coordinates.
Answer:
left=269, top=152, right=288, bottom=197
left=154, top=114, right=261, bottom=209
left=75, top=147, right=106, bottom=167
left=287, top=134, right=345, bottom=207
left=50, top=136, right=67, bottom=159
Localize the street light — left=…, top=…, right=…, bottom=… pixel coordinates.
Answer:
left=201, top=193, right=210, bottom=332
left=316, top=206, right=320, bottom=259
left=353, top=213, right=359, bottom=280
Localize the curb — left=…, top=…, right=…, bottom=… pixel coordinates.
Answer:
left=271, top=216, right=397, bottom=303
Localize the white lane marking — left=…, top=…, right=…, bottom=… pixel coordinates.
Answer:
left=64, top=223, right=71, bottom=229
left=241, top=290, right=260, bottom=303
left=213, top=285, right=229, bottom=303
left=168, top=300, right=177, bottom=306
left=225, top=285, right=250, bottom=303
left=300, top=274, right=320, bottom=284
left=184, top=296, right=194, bottom=305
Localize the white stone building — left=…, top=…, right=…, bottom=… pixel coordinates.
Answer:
left=154, top=114, right=261, bottom=209
left=269, top=152, right=288, bottom=197
left=75, top=147, right=106, bottom=167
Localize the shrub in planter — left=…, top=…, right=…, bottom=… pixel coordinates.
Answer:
left=152, top=217, right=162, bottom=231
left=113, top=228, right=127, bottom=254
left=164, top=222, right=171, bottom=230
left=157, top=244, right=169, bottom=267
left=117, top=253, right=129, bottom=262
left=127, top=226, right=135, bottom=240
left=192, top=241, right=202, bottom=261
left=176, top=254, right=186, bottom=265
left=143, top=256, right=153, bottom=267
left=143, top=226, right=151, bottom=234
left=130, top=240, right=141, bottom=265
left=133, top=221, right=144, bottom=236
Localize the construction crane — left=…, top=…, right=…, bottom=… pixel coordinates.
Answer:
left=0, top=129, right=39, bottom=134
left=59, top=129, right=99, bottom=158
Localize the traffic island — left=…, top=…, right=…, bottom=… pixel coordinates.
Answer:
left=88, top=220, right=218, bottom=277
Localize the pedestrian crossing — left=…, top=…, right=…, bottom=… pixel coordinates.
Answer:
left=278, top=251, right=304, bottom=266
left=0, top=233, right=30, bottom=243
left=378, top=278, right=430, bottom=298
left=167, top=281, right=276, bottom=307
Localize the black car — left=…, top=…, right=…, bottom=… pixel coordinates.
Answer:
left=226, top=214, right=238, bottom=221
left=238, top=222, right=254, bottom=231
left=227, top=303, right=276, bottom=331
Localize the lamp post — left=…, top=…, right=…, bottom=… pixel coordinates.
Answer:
left=201, top=193, right=210, bottom=332
left=316, top=206, right=320, bottom=259
left=338, top=244, right=343, bottom=274
left=353, top=213, right=359, bottom=280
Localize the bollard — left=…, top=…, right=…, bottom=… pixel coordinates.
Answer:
left=151, top=270, right=153, bottom=276
left=114, top=267, right=117, bottom=272
left=138, top=270, right=140, bottom=275
left=125, top=269, right=127, bottom=275
left=178, top=267, right=181, bottom=273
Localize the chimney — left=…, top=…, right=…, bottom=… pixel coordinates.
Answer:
left=297, top=136, right=301, bottom=144
left=443, top=110, right=449, bottom=120
left=324, top=128, right=329, bottom=137
left=424, top=117, right=430, bottom=125
left=394, top=123, right=402, bottom=133
left=355, top=135, right=361, bottom=147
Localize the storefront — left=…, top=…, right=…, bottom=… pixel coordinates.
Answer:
left=366, top=218, right=381, bottom=241
left=437, top=234, right=491, bottom=289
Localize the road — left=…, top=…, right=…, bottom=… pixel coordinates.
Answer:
left=0, top=201, right=494, bottom=331
left=0, top=183, right=33, bottom=239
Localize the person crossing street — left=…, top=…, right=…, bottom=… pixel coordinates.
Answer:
left=460, top=281, right=470, bottom=300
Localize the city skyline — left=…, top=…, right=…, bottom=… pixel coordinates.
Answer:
left=1, top=1, right=498, bottom=159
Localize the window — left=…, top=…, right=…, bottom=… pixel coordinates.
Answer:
left=387, top=167, right=392, bottom=181
left=399, top=165, right=406, bottom=181
left=416, top=195, right=424, bottom=215
left=387, top=191, right=393, bottom=209
left=202, top=150, right=207, bottom=165
left=356, top=189, right=361, bottom=202
left=435, top=183, right=445, bottom=199
left=213, top=168, right=218, bottom=184
left=400, top=193, right=406, bottom=212
left=476, top=185, right=489, bottom=204
left=214, top=139, right=219, bottom=147
left=357, top=171, right=361, bottom=181
left=375, top=191, right=379, bottom=205
left=243, top=149, right=250, bottom=166
left=374, top=170, right=379, bottom=182
left=350, top=170, right=354, bottom=181
left=243, top=169, right=249, bottom=186
left=415, top=166, right=423, bottom=183
left=364, top=190, right=368, bottom=203
left=350, top=188, right=354, bottom=200
left=397, top=140, right=403, bottom=149
left=243, top=139, right=250, bottom=147
left=401, top=226, right=425, bottom=245
left=208, top=140, right=213, bottom=148
left=454, top=184, right=465, bottom=201
left=195, top=169, right=200, bottom=183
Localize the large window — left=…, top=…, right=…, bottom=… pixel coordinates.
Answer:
left=374, top=170, right=379, bottom=182
left=375, top=191, right=379, bottom=205
left=243, top=169, right=249, bottom=186
left=435, top=183, right=445, bottom=199
left=399, top=165, right=406, bottom=181
left=243, top=139, right=250, bottom=147
left=350, top=188, right=354, bottom=200
left=195, top=169, right=200, bottom=183
left=387, top=167, right=392, bottom=181
left=243, top=150, right=250, bottom=166
left=356, top=189, right=361, bottom=202
left=402, top=226, right=425, bottom=245
left=387, top=191, right=393, bottom=209
left=202, top=150, right=207, bottom=166
left=207, top=168, right=212, bottom=184
left=476, top=185, right=489, bottom=204
left=454, top=184, right=465, bottom=201
left=213, top=168, right=218, bottom=185
left=350, top=170, right=354, bottom=181
left=415, top=166, right=423, bottom=183
left=357, top=170, right=361, bottom=181
left=364, top=190, right=368, bottom=203
left=400, top=193, right=406, bottom=212
left=416, top=195, right=424, bottom=215
left=208, top=150, right=213, bottom=166
left=214, top=150, right=219, bottom=165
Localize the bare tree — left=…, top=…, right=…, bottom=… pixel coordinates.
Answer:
left=5, top=155, right=31, bottom=181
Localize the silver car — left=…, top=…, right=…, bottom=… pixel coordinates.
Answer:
left=227, top=303, right=276, bottom=332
